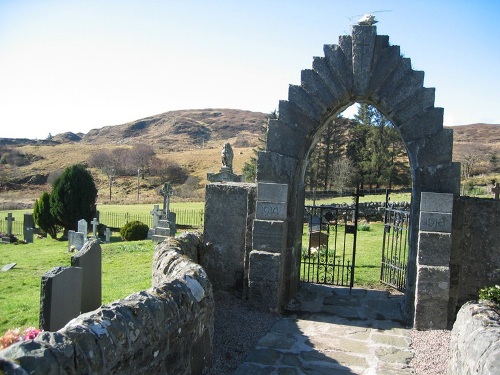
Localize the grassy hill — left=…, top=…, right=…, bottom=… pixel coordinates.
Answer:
left=1, top=109, right=498, bottom=206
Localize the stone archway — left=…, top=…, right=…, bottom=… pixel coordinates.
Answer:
left=253, top=24, right=460, bottom=321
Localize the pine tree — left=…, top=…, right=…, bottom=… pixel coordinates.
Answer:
left=50, top=164, right=98, bottom=237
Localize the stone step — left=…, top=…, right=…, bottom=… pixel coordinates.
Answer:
left=155, top=227, right=171, bottom=236
left=152, top=234, right=169, bottom=243
left=158, top=219, right=170, bottom=227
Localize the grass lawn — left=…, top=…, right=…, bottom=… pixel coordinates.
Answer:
left=0, top=236, right=153, bottom=334
left=0, top=198, right=398, bottom=336
left=300, top=222, right=387, bottom=289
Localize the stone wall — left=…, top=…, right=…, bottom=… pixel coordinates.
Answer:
left=0, top=233, right=214, bottom=375
left=449, top=197, right=500, bottom=323
left=449, top=301, right=500, bottom=374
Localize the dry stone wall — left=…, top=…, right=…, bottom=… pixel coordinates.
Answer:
left=0, top=233, right=214, bottom=375
left=449, top=197, right=500, bottom=323
left=449, top=302, right=500, bottom=374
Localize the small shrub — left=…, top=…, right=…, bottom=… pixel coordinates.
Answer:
left=478, top=285, right=500, bottom=305
left=120, top=221, right=149, bottom=241
left=358, top=224, right=371, bottom=231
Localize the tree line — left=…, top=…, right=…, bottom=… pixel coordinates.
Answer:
left=243, top=104, right=411, bottom=192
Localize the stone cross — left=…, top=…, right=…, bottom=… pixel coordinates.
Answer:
left=150, top=204, right=162, bottom=228
left=492, top=183, right=500, bottom=200
left=105, top=227, right=111, bottom=243
left=90, top=218, right=99, bottom=239
left=4, top=212, right=15, bottom=236
left=160, top=182, right=174, bottom=217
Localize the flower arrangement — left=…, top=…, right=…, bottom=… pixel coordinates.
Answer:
left=0, top=327, right=42, bottom=350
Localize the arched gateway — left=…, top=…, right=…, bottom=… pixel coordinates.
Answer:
left=253, top=24, right=460, bottom=321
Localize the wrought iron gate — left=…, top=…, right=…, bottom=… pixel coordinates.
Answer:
left=301, top=192, right=361, bottom=288
left=380, top=191, right=410, bottom=291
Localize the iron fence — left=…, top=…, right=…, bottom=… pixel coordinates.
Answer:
left=98, top=208, right=204, bottom=229
left=0, top=219, right=24, bottom=237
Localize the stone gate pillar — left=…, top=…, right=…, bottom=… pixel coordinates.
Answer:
left=414, top=192, right=453, bottom=329
left=248, top=182, right=288, bottom=311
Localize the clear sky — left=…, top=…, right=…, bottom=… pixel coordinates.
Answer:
left=1, top=0, right=499, bottom=139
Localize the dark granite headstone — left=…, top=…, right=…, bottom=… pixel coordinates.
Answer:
left=23, top=213, right=35, bottom=243
left=39, top=266, right=83, bottom=331
left=71, top=240, right=102, bottom=313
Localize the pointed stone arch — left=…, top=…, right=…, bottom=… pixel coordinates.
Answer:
left=254, top=25, right=460, bottom=320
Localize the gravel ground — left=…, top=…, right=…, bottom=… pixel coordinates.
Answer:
left=410, top=329, right=451, bottom=375
left=204, top=290, right=281, bottom=375
left=205, top=291, right=452, bottom=374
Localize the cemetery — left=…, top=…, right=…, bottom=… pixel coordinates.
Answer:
left=1, top=19, right=500, bottom=375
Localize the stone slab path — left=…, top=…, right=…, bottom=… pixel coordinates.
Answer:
left=235, top=283, right=414, bottom=375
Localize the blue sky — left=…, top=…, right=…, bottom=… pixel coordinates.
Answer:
left=0, top=0, right=499, bottom=139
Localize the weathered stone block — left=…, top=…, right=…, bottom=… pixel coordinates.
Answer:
left=417, top=232, right=452, bottom=266
left=248, top=251, right=282, bottom=310
left=398, top=107, right=443, bottom=142
left=420, top=191, right=454, bottom=213
left=352, top=25, right=377, bottom=97
left=278, top=100, right=318, bottom=136
left=301, top=69, right=336, bottom=108
left=202, top=183, right=255, bottom=291
left=375, top=58, right=412, bottom=105
left=323, top=44, right=352, bottom=93
left=414, top=265, right=450, bottom=329
left=312, top=56, right=350, bottom=106
left=256, top=151, right=298, bottom=185
left=257, top=182, right=288, bottom=203
left=414, top=162, right=461, bottom=196
left=380, top=69, right=425, bottom=113
left=288, top=85, right=324, bottom=121
left=252, top=220, right=287, bottom=253
left=406, top=128, right=453, bottom=168
left=368, top=45, right=401, bottom=96
left=248, top=250, right=281, bottom=283
left=419, top=212, right=452, bottom=233
left=389, top=87, right=435, bottom=125
left=266, top=119, right=309, bottom=159
left=255, top=202, right=287, bottom=221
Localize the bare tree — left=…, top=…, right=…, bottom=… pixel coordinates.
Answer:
left=329, top=158, right=356, bottom=194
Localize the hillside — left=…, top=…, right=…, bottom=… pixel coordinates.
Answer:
left=0, top=109, right=498, bottom=205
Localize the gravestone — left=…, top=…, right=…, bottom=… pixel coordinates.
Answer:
left=90, top=218, right=99, bottom=239
left=150, top=204, right=162, bottom=228
left=71, top=240, right=101, bottom=313
left=104, top=227, right=112, bottom=243
left=23, top=213, right=35, bottom=243
left=39, top=266, right=83, bottom=331
left=492, top=183, right=500, bottom=200
left=68, top=230, right=85, bottom=251
left=148, top=204, right=162, bottom=239
left=2, top=212, right=16, bottom=243
left=77, top=219, right=88, bottom=241
left=1, top=263, right=16, bottom=272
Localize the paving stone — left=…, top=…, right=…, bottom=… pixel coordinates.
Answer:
left=372, top=332, right=412, bottom=348
left=245, top=349, right=281, bottom=365
left=278, top=367, right=301, bottom=375
left=282, top=353, right=302, bottom=367
left=257, top=332, right=296, bottom=350
left=375, top=346, right=414, bottom=364
left=234, top=363, right=274, bottom=375
left=302, top=350, right=368, bottom=369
